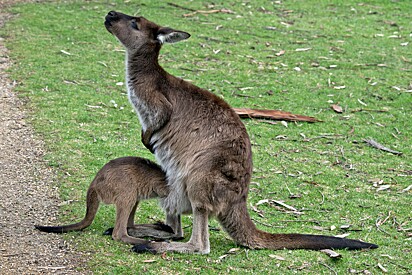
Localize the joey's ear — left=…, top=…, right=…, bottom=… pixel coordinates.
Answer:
left=156, top=27, right=190, bottom=44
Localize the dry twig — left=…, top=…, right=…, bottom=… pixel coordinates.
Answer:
left=363, top=138, right=402, bottom=155
left=183, top=8, right=234, bottom=17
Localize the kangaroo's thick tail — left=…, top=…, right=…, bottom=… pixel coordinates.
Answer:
left=35, top=188, right=100, bottom=234
left=217, top=201, right=378, bottom=250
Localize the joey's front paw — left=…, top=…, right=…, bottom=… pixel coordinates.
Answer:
left=103, top=227, right=114, bottom=236
left=131, top=243, right=158, bottom=254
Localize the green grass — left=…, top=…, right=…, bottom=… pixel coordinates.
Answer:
left=3, top=0, right=411, bottom=273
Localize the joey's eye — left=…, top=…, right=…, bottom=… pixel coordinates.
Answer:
left=131, top=20, right=138, bottom=30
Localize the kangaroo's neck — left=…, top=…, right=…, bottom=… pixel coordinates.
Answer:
left=126, top=50, right=166, bottom=88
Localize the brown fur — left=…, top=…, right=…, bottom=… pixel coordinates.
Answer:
left=35, top=157, right=177, bottom=244
left=104, top=11, right=378, bottom=254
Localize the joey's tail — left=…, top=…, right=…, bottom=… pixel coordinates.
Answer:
left=217, top=201, right=378, bottom=250
left=35, top=188, right=100, bottom=234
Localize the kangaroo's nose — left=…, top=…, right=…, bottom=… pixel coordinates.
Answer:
left=107, top=11, right=117, bottom=17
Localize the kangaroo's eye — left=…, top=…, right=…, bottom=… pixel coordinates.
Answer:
left=131, top=20, right=138, bottom=30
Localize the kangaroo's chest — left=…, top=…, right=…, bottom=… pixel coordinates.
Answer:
left=127, top=81, right=150, bottom=131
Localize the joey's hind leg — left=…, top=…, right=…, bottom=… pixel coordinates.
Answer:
left=103, top=201, right=139, bottom=236
left=105, top=203, right=177, bottom=240
left=111, top=200, right=149, bottom=245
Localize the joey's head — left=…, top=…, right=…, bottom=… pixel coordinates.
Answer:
left=104, top=11, right=190, bottom=55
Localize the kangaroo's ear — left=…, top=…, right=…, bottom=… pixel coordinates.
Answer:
left=156, top=27, right=190, bottom=44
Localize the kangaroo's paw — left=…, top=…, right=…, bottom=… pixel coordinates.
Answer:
left=152, top=221, right=174, bottom=233
left=127, top=223, right=177, bottom=240
left=130, top=240, right=209, bottom=254
left=131, top=243, right=158, bottom=254
left=103, top=227, right=114, bottom=236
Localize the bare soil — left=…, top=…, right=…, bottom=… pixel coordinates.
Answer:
left=0, top=1, right=89, bottom=273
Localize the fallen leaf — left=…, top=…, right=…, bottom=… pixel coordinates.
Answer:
left=60, top=50, right=71, bottom=55
left=377, top=263, right=388, bottom=273
left=227, top=248, right=240, bottom=254
left=357, top=99, right=367, bottom=106
left=402, top=184, right=412, bottom=192
left=334, top=233, right=350, bottom=238
left=220, top=254, right=231, bottom=260
left=369, top=178, right=384, bottom=188
left=269, top=254, right=285, bottom=260
left=97, top=61, right=107, bottom=67
left=376, top=185, right=391, bottom=192
left=109, top=100, right=118, bottom=108
left=58, top=200, right=74, bottom=206
left=295, top=48, right=311, bottom=52
left=313, top=226, right=325, bottom=231
left=383, top=20, right=398, bottom=27
left=256, top=199, right=270, bottom=206
left=280, top=21, right=293, bottom=27
left=275, top=135, right=287, bottom=140
left=320, top=249, right=342, bottom=258
left=331, top=104, right=343, bottom=113
left=233, top=108, right=320, bottom=123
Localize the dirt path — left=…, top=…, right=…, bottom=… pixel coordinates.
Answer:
left=0, top=1, right=89, bottom=274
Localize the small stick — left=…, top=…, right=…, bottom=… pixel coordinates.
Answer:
left=183, top=9, right=233, bottom=17
left=318, top=190, right=325, bottom=205
left=37, top=266, right=68, bottom=270
left=363, top=138, right=402, bottom=155
left=272, top=200, right=298, bottom=212
left=319, top=262, right=338, bottom=275
left=167, top=2, right=196, bottom=12
left=350, top=108, right=389, bottom=113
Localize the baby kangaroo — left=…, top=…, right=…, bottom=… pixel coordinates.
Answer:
left=104, top=11, right=378, bottom=254
left=35, top=156, right=177, bottom=245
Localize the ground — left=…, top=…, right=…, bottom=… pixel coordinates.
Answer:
left=0, top=1, right=89, bottom=273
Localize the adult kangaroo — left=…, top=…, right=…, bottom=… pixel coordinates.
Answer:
left=104, top=11, right=378, bottom=254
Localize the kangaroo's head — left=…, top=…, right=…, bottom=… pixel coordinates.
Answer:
left=104, top=11, right=190, bottom=54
